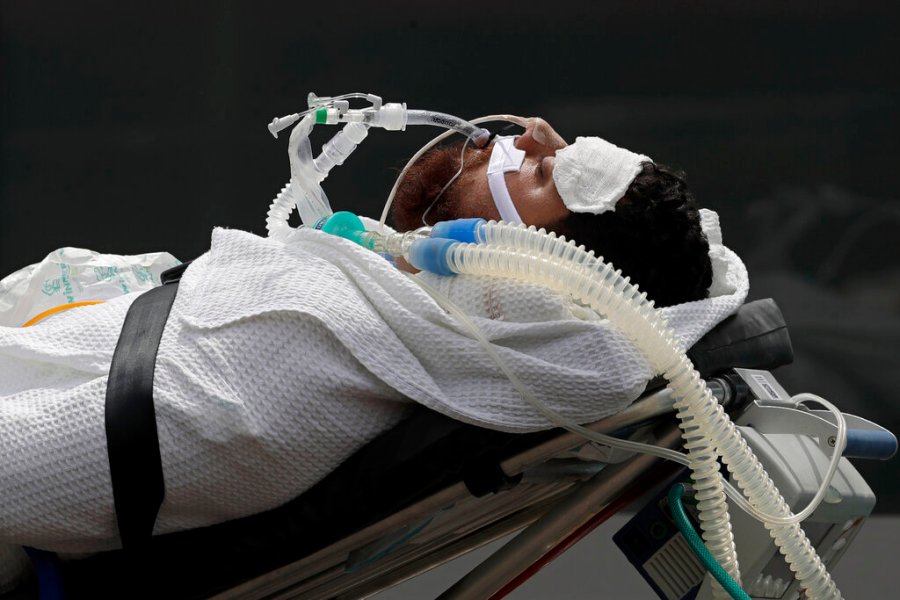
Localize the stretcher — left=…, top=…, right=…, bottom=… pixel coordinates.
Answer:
left=6, top=298, right=894, bottom=599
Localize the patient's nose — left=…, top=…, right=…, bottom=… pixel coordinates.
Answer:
left=515, top=118, right=567, bottom=155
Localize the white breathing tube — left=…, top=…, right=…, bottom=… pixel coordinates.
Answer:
left=417, top=266, right=847, bottom=530
left=268, top=100, right=845, bottom=598
left=394, top=220, right=845, bottom=600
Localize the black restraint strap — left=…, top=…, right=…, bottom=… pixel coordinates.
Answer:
left=105, top=262, right=190, bottom=549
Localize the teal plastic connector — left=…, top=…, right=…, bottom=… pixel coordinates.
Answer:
left=320, top=211, right=374, bottom=250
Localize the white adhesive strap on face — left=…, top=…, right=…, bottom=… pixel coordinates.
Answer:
left=486, top=135, right=526, bottom=223
left=552, top=136, right=652, bottom=215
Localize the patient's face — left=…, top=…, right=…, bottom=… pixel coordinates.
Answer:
left=392, top=118, right=570, bottom=232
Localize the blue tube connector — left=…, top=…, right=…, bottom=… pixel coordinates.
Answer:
left=408, top=238, right=459, bottom=276
left=430, top=218, right=486, bottom=244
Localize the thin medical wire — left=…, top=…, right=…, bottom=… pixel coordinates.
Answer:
left=379, top=115, right=531, bottom=232
left=421, top=122, right=523, bottom=226
left=420, top=130, right=478, bottom=227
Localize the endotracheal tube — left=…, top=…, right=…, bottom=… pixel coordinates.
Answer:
left=266, top=93, right=489, bottom=239
left=317, top=211, right=844, bottom=600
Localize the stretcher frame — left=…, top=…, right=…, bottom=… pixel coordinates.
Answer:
left=211, top=385, right=715, bottom=600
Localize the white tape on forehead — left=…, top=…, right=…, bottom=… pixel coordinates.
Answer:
left=552, top=137, right=652, bottom=215
left=486, top=136, right=526, bottom=223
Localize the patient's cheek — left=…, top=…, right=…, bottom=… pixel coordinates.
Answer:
left=456, top=172, right=500, bottom=220
left=504, top=180, right=568, bottom=227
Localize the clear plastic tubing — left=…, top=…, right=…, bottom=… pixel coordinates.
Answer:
left=313, top=121, right=370, bottom=175
left=266, top=180, right=297, bottom=240
left=267, top=114, right=315, bottom=238
left=405, top=110, right=490, bottom=143
left=267, top=117, right=371, bottom=237
left=267, top=109, right=488, bottom=239
left=409, top=220, right=842, bottom=600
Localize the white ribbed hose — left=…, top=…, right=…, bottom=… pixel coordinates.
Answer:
left=267, top=114, right=319, bottom=240
left=437, top=220, right=841, bottom=600
left=266, top=180, right=295, bottom=240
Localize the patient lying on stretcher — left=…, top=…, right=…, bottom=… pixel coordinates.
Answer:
left=0, top=118, right=747, bottom=585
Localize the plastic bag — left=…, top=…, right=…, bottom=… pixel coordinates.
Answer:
left=0, top=247, right=181, bottom=327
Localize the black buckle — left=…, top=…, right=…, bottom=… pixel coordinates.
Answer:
left=160, top=260, right=193, bottom=285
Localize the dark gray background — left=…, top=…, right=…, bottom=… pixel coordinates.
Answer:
left=2, top=0, right=898, bottom=516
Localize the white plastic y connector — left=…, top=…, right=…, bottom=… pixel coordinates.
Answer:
left=268, top=113, right=301, bottom=138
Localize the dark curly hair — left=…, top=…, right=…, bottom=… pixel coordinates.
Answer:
left=551, top=162, right=712, bottom=307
